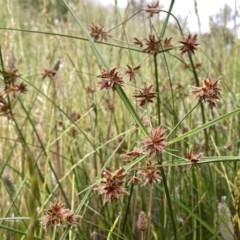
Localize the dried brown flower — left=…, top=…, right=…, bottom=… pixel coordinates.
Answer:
left=192, top=77, right=221, bottom=109
left=121, top=147, right=143, bottom=162
left=89, top=24, right=111, bottom=42
left=94, top=168, right=128, bottom=204
left=143, top=126, right=167, bottom=156
left=138, top=160, right=161, bottom=185
left=97, top=67, right=124, bottom=90
left=179, top=33, right=199, bottom=55
left=145, top=1, right=160, bottom=18
left=125, top=65, right=141, bottom=81
left=134, top=84, right=156, bottom=107
left=143, top=34, right=162, bottom=54
left=42, top=200, right=79, bottom=227
left=133, top=37, right=144, bottom=48
left=137, top=211, right=147, bottom=231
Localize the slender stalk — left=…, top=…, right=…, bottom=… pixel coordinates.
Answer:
left=147, top=184, right=153, bottom=240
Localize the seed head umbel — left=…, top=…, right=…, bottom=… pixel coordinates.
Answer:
left=97, top=67, right=124, bottom=90
left=192, top=76, right=221, bottom=109
left=179, top=33, right=199, bottom=55
left=94, top=168, right=129, bottom=204
left=143, top=126, right=167, bottom=156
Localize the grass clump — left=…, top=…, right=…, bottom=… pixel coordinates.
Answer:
left=0, top=0, right=240, bottom=239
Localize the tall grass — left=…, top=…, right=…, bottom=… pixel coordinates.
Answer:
left=0, top=0, right=240, bottom=239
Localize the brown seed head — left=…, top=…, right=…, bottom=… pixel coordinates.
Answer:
left=134, top=84, right=156, bottom=106
left=97, top=67, right=124, bottom=90
left=0, top=68, right=20, bottom=85
left=192, top=77, right=221, bottom=109
left=143, top=126, right=167, bottom=157
left=89, top=24, right=111, bottom=42
left=143, top=34, right=162, bottom=54
left=179, top=33, right=199, bottom=55
left=42, top=201, right=79, bottom=227
left=94, top=168, right=129, bottom=204
left=138, top=160, right=161, bottom=185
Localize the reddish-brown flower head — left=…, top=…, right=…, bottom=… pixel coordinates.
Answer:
left=125, top=65, right=141, bottom=81
left=192, top=77, right=221, bottom=109
left=97, top=67, right=124, bottom=90
left=179, top=33, right=199, bottom=55
left=89, top=24, right=111, bottom=42
left=42, top=201, right=79, bottom=227
left=137, top=160, right=161, bottom=185
left=94, top=168, right=128, bottom=204
left=143, top=126, right=167, bottom=156
left=134, top=84, right=156, bottom=106
left=143, top=34, right=162, bottom=54
left=145, top=1, right=161, bottom=18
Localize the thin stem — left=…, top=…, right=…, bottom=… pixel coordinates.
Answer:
left=147, top=184, right=153, bottom=240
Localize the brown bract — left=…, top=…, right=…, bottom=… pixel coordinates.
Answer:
left=134, top=84, right=156, bottom=106
left=94, top=168, right=129, bottom=204
left=97, top=67, right=124, bottom=90
left=89, top=24, right=111, bottom=42
left=143, top=126, right=167, bottom=156
left=192, top=77, right=221, bottom=109
left=179, top=34, right=199, bottom=55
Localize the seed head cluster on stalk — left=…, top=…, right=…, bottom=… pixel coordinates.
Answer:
left=42, top=201, right=80, bottom=227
